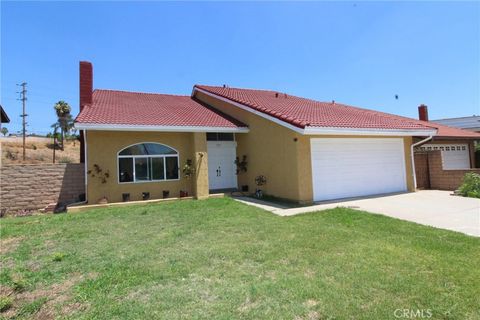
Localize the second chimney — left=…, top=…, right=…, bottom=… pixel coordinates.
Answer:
left=79, top=61, right=93, bottom=111
left=418, top=104, right=428, bottom=121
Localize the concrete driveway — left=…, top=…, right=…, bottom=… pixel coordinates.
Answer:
left=234, top=191, right=480, bottom=237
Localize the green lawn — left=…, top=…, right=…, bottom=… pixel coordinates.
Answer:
left=0, top=198, right=479, bottom=319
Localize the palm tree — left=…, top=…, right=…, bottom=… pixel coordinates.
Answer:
left=53, top=101, right=71, bottom=150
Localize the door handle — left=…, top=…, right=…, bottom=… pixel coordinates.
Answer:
left=217, top=167, right=221, bottom=176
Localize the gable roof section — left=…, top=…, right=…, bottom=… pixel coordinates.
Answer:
left=75, top=89, right=248, bottom=132
left=194, top=85, right=442, bottom=136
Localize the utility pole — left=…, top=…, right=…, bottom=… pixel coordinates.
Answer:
left=53, top=124, right=57, bottom=163
left=17, top=82, right=27, bottom=161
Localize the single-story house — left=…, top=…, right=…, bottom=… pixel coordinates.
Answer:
left=414, top=105, right=479, bottom=170
left=74, top=61, right=480, bottom=204
left=0, top=104, right=10, bottom=131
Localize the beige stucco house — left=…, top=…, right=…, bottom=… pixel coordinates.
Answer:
left=74, top=61, right=480, bottom=205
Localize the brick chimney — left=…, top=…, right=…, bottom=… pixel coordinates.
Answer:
left=79, top=61, right=93, bottom=163
left=79, top=61, right=93, bottom=111
left=418, top=104, right=428, bottom=121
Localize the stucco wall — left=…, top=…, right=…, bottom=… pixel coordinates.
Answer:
left=85, top=131, right=205, bottom=204
left=192, top=132, right=209, bottom=199
left=0, top=163, right=85, bottom=214
left=195, top=91, right=304, bottom=202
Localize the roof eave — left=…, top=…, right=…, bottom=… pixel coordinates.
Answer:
left=74, top=123, right=250, bottom=133
left=432, top=135, right=480, bottom=140
left=303, top=126, right=438, bottom=137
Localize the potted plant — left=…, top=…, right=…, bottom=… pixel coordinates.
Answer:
left=181, top=159, right=195, bottom=197
left=182, top=159, right=195, bottom=178
left=87, top=164, right=110, bottom=204
left=234, top=155, right=248, bottom=175
left=254, top=175, right=267, bottom=198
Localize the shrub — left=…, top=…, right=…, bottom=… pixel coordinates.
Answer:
left=458, top=173, right=480, bottom=198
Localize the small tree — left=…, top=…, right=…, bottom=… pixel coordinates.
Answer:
left=0, top=127, right=8, bottom=137
left=53, top=101, right=72, bottom=150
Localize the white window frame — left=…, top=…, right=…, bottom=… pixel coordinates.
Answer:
left=117, top=142, right=180, bottom=184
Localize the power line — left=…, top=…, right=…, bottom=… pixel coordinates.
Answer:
left=17, top=82, right=28, bottom=161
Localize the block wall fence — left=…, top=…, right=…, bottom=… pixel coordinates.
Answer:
left=415, top=150, right=480, bottom=190
left=0, top=163, right=85, bottom=214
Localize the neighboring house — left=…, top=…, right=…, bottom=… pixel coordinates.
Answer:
left=431, top=115, right=480, bottom=132
left=74, top=61, right=480, bottom=205
left=0, top=104, right=10, bottom=131
left=415, top=105, right=479, bottom=170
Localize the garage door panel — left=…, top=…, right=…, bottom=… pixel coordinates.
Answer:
left=311, top=138, right=407, bottom=201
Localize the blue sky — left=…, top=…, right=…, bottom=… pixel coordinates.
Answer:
left=1, top=1, right=479, bottom=135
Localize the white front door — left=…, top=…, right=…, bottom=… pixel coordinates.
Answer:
left=310, top=138, right=407, bottom=202
left=207, top=141, right=237, bottom=190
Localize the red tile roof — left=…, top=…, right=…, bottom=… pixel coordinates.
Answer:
left=75, top=89, right=247, bottom=129
left=418, top=120, right=480, bottom=138
left=194, top=85, right=480, bottom=138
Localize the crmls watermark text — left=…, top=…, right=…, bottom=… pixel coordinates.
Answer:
left=394, top=309, right=433, bottom=318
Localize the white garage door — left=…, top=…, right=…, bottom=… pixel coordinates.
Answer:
left=418, top=144, right=470, bottom=169
left=311, top=138, right=407, bottom=202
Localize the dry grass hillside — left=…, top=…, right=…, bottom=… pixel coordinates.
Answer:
left=1, top=137, right=80, bottom=165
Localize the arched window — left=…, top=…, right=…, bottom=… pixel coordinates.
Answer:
left=118, top=143, right=179, bottom=183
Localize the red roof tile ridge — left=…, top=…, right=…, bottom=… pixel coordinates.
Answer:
left=195, top=85, right=311, bottom=125
left=195, top=84, right=279, bottom=93
left=95, top=88, right=190, bottom=97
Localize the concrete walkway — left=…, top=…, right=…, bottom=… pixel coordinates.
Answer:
left=234, top=191, right=480, bottom=237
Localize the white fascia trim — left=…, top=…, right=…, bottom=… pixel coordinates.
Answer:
left=303, top=127, right=438, bottom=136
left=193, top=87, right=305, bottom=134
left=74, top=123, right=249, bottom=133
left=193, top=87, right=438, bottom=137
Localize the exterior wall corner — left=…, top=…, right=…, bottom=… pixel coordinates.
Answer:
left=192, top=132, right=209, bottom=199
